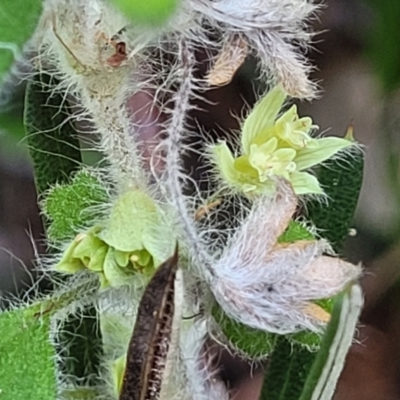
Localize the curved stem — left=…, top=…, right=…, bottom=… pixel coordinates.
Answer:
left=163, top=41, right=215, bottom=281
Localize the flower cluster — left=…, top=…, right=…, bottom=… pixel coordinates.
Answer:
left=56, top=189, right=174, bottom=287
left=211, top=86, right=353, bottom=195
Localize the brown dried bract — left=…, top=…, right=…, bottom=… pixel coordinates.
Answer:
left=207, top=36, right=248, bottom=87
left=119, top=247, right=179, bottom=400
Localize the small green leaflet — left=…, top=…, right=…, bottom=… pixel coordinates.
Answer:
left=299, top=284, right=363, bottom=400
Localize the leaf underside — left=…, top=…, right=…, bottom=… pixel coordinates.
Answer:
left=24, top=72, right=82, bottom=193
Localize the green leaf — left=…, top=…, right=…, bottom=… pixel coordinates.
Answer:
left=261, top=286, right=362, bottom=400
left=299, top=284, right=363, bottom=400
left=58, top=388, right=100, bottom=400
left=307, top=141, right=364, bottom=254
left=24, top=72, right=82, bottom=194
left=261, top=337, right=317, bottom=400
left=212, top=305, right=277, bottom=359
left=112, top=0, right=179, bottom=26
left=0, top=306, right=56, bottom=400
left=0, top=0, right=42, bottom=79
left=278, top=220, right=314, bottom=243
left=44, top=170, right=108, bottom=242
left=56, top=306, right=103, bottom=387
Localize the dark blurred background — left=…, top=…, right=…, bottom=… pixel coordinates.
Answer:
left=1, top=0, right=400, bottom=398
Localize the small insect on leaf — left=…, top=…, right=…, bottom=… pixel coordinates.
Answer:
left=119, top=246, right=180, bottom=400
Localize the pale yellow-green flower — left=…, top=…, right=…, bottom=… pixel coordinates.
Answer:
left=55, top=189, right=174, bottom=287
left=211, top=86, right=354, bottom=195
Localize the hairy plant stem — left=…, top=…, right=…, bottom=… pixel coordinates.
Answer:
left=163, top=41, right=215, bottom=281
left=82, top=93, right=146, bottom=192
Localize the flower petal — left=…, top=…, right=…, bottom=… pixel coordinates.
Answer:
left=88, top=245, right=108, bottom=271
left=294, top=256, right=361, bottom=300
left=211, top=142, right=241, bottom=187
left=251, top=126, right=277, bottom=147
left=274, top=148, right=297, bottom=161
left=295, top=137, right=353, bottom=171
left=142, top=230, right=173, bottom=267
left=99, top=189, right=160, bottom=252
left=241, top=86, right=286, bottom=153
left=103, top=248, right=132, bottom=287
left=275, top=104, right=297, bottom=125
left=255, top=137, right=278, bottom=154
left=114, top=250, right=131, bottom=268
left=290, top=171, right=324, bottom=195
left=233, top=155, right=258, bottom=177
left=56, top=259, right=85, bottom=274
left=137, top=249, right=152, bottom=267
left=73, top=232, right=104, bottom=262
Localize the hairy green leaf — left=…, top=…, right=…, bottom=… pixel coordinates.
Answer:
left=307, top=140, right=364, bottom=254
left=278, top=220, right=314, bottom=243
left=299, top=284, right=363, bottom=400
left=24, top=72, right=82, bottom=193
left=262, top=337, right=316, bottom=400
left=0, top=306, right=56, bottom=400
left=213, top=305, right=277, bottom=359
left=44, top=170, right=108, bottom=242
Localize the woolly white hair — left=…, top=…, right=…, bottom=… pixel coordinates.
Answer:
left=180, top=320, right=229, bottom=400
left=187, top=0, right=319, bottom=98
left=211, top=180, right=361, bottom=334
left=31, top=0, right=152, bottom=190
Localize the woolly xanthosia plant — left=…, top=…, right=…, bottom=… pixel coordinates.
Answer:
left=0, top=1, right=364, bottom=399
